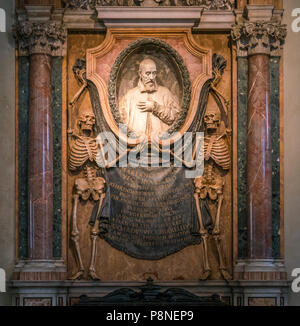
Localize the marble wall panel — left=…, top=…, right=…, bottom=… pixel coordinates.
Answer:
left=52, top=57, right=63, bottom=258
left=237, top=57, right=248, bottom=258
left=18, top=57, right=29, bottom=259
left=270, top=57, right=281, bottom=259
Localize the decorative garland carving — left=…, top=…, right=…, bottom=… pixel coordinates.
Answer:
left=231, top=21, right=287, bottom=57
left=14, top=21, right=67, bottom=56
left=63, top=0, right=233, bottom=9
left=108, top=37, right=191, bottom=136
left=63, top=0, right=96, bottom=10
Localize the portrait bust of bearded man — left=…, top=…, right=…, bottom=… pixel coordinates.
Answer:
left=119, top=58, right=180, bottom=137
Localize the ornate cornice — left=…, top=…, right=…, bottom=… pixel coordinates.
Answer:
left=231, top=20, right=287, bottom=57
left=63, top=0, right=233, bottom=9
left=14, top=21, right=67, bottom=56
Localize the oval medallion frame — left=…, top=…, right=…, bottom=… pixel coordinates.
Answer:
left=108, top=38, right=191, bottom=137
left=86, top=29, right=213, bottom=146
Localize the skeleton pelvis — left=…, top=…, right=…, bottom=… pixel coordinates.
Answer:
left=195, top=175, right=224, bottom=200
left=74, top=177, right=106, bottom=201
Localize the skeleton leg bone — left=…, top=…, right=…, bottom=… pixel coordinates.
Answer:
left=194, top=192, right=211, bottom=280
left=88, top=193, right=105, bottom=281
left=212, top=194, right=231, bottom=281
left=69, top=194, right=85, bottom=280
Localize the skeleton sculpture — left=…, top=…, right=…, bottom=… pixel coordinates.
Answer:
left=194, top=103, right=231, bottom=281
left=68, top=106, right=106, bottom=280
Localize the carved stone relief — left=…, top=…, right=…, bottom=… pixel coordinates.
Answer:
left=63, top=0, right=233, bottom=8
left=194, top=93, right=231, bottom=281
left=14, top=21, right=67, bottom=56
left=108, top=38, right=191, bottom=137
left=68, top=60, right=106, bottom=280
left=67, top=31, right=232, bottom=281
left=231, top=20, right=287, bottom=57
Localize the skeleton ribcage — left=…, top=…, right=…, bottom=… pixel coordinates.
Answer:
left=204, top=136, right=230, bottom=170
left=68, top=137, right=98, bottom=171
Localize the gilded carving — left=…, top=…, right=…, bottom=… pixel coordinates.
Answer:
left=14, top=21, right=67, bottom=56
left=231, top=21, right=287, bottom=57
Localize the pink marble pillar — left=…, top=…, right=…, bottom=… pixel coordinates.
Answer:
left=28, top=53, right=53, bottom=259
left=247, top=54, right=272, bottom=259
left=15, top=20, right=66, bottom=265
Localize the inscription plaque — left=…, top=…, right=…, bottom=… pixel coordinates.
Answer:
left=97, top=167, right=213, bottom=259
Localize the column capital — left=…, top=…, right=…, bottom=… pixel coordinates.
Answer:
left=231, top=20, right=287, bottom=57
left=14, top=20, right=67, bottom=56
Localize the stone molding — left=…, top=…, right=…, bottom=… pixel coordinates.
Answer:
left=231, top=20, right=287, bottom=57
left=14, top=20, right=67, bottom=56
left=234, top=259, right=287, bottom=281
left=16, top=1, right=236, bottom=31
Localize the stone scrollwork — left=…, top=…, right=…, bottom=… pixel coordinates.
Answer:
left=63, top=0, right=233, bottom=8
left=231, top=21, right=287, bottom=57
left=63, top=0, right=96, bottom=10
left=14, top=21, right=67, bottom=56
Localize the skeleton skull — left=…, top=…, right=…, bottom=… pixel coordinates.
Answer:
left=204, top=110, right=220, bottom=131
left=78, top=110, right=95, bottom=133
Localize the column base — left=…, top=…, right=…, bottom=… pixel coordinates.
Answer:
left=13, top=259, right=67, bottom=281
left=234, top=259, right=287, bottom=281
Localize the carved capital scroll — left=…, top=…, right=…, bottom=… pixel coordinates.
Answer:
left=231, top=21, right=287, bottom=57
left=14, top=21, right=67, bottom=56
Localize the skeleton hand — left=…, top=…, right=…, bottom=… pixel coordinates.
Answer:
left=137, top=100, right=156, bottom=112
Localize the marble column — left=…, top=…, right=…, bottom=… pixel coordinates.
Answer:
left=232, top=11, right=287, bottom=279
left=247, top=53, right=272, bottom=259
left=28, top=53, right=53, bottom=259
left=14, top=19, right=66, bottom=277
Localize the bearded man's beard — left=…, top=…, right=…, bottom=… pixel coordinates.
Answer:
left=144, top=81, right=156, bottom=92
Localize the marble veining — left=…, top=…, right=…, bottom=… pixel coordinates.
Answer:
left=18, top=57, right=29, bottom=258
left=270, top=57, right=281, bottom=258
left=28, top=54, right=53, bottom=259
left=237, top=57, right=248, bottom=258
left=52, top=57, right=63, bottom=259
left=247, top=54, right=272, bottom=259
